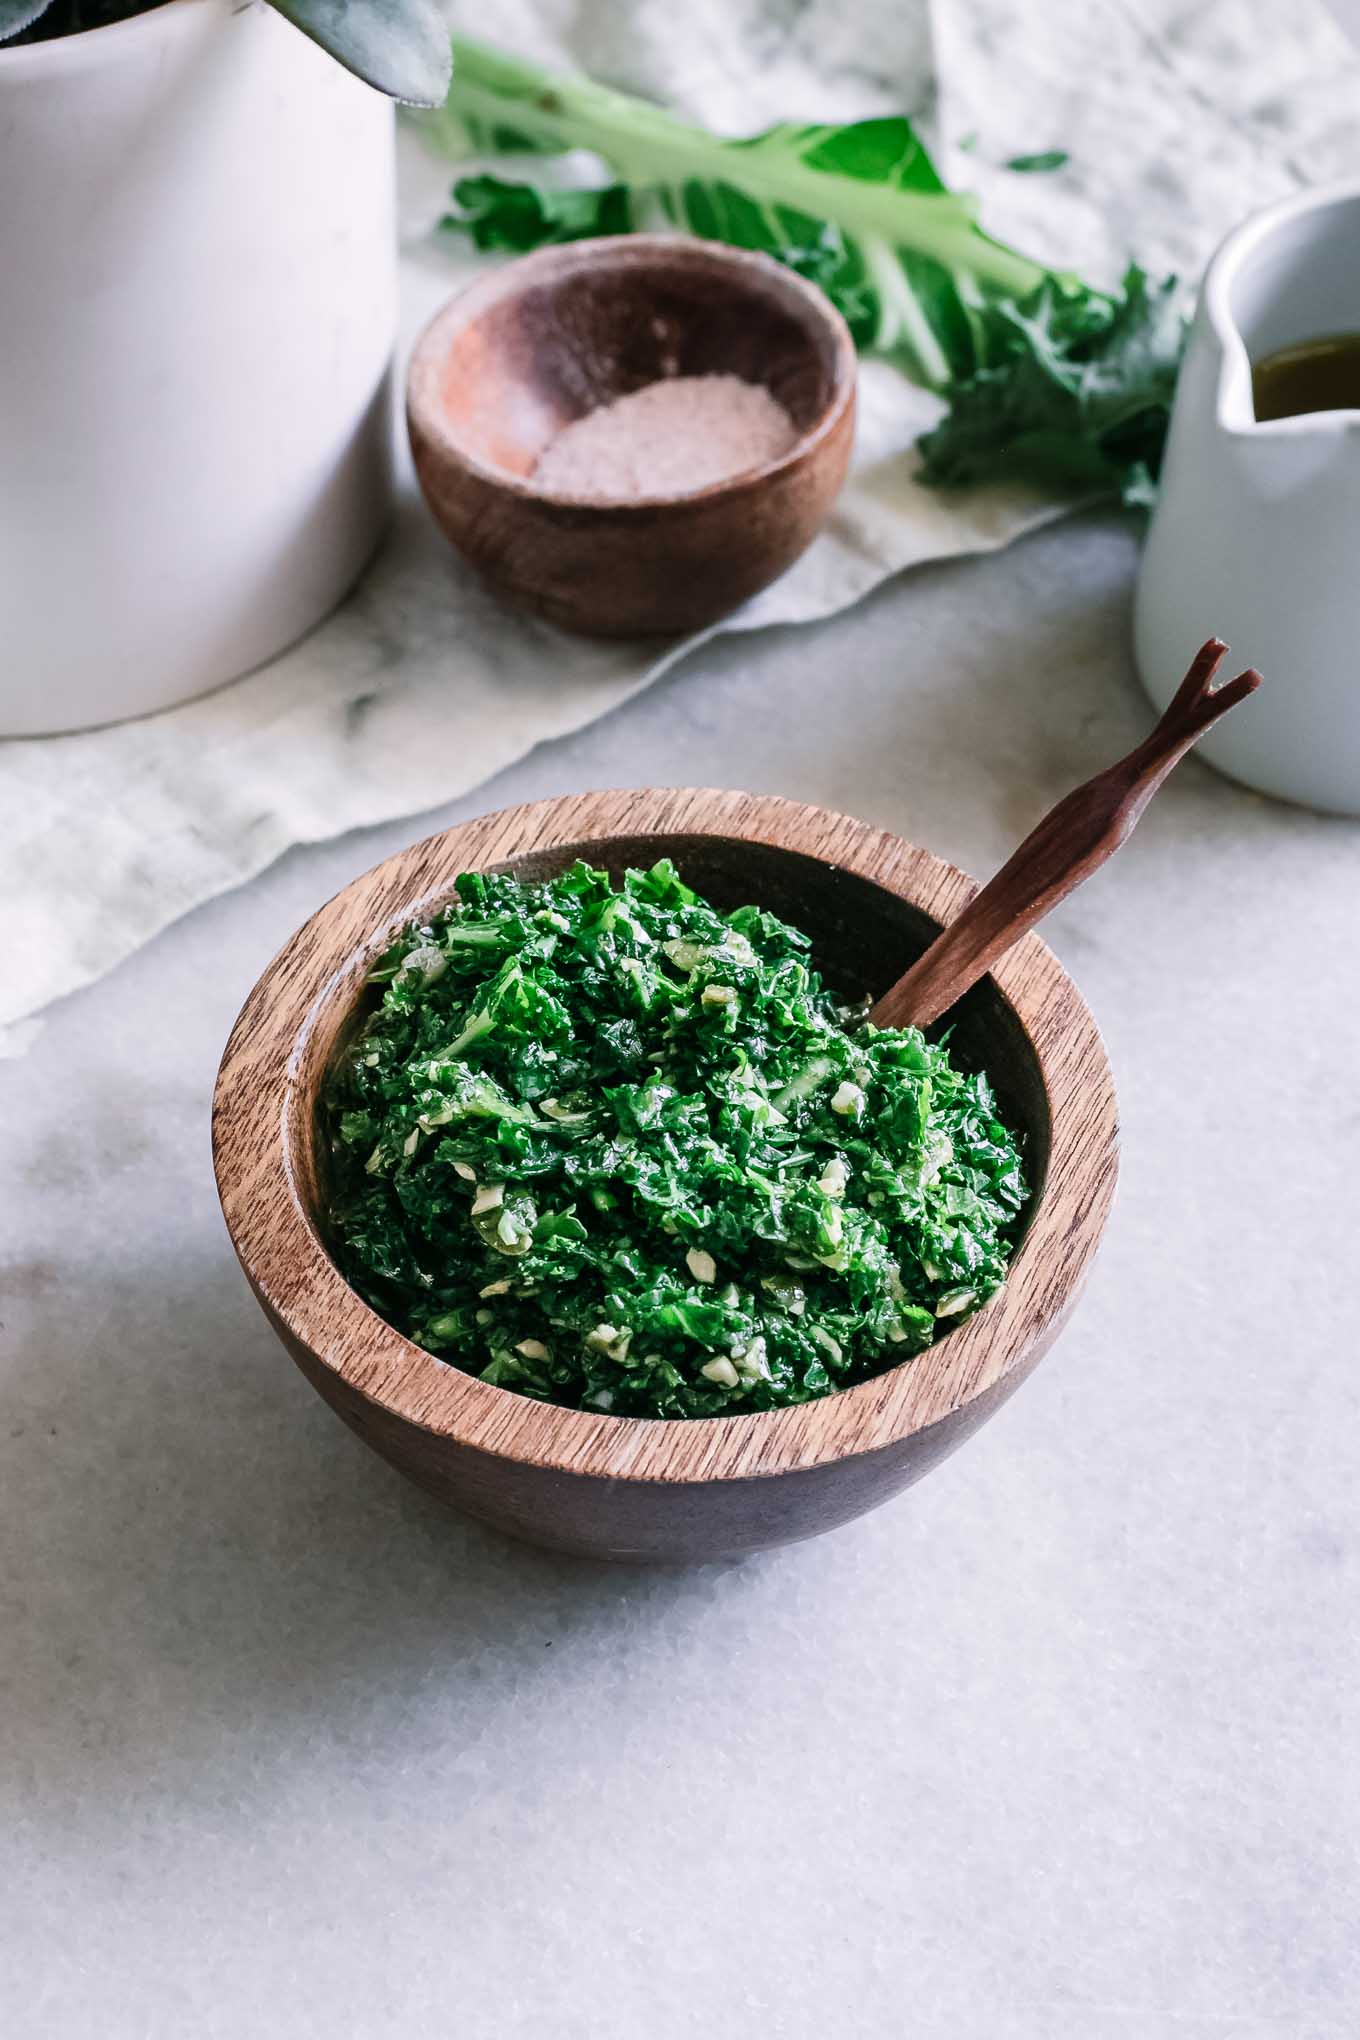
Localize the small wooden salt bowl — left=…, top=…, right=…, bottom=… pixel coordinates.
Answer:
left=405, top=238, right=856, bottom=636
left=213, top=791, right=1118, bottom=1565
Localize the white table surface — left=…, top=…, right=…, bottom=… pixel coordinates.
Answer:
left=4, top=510, right=1359, bottom=2039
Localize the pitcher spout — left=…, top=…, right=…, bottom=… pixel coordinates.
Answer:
left=1203, top=182, right=1360, bottom=498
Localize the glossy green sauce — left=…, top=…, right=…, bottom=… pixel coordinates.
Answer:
left=323, top=862, right=1027, bottom=1420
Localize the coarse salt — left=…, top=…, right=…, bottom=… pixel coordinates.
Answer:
left=532, top=374, right=797, bottom=500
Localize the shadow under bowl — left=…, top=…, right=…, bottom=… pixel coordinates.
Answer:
left=212, top=790, right=1118, bottom=1564
left=405, top=237, right=857, bottom=637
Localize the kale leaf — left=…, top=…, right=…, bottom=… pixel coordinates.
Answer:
left=418, top=38, right=1187, bottom=505
left=915, top=267, right=1185, bottom=507
left=323, top=863, right=1028, bottom=1421
left=422, top=37, right=1053, bottom=392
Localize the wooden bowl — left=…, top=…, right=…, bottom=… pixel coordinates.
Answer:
left=212, top=791, right=1118, bottom=1564
left=405, top=238, right=856, bottom=636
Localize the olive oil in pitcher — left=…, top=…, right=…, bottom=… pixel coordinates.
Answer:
left=1252, top=332, right=1360, bottom=420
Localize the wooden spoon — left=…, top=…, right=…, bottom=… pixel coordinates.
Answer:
left=872, top=638, right=1262, bottom=1032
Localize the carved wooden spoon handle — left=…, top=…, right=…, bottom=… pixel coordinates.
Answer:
left=871, top=639, right=1262, bottom=1033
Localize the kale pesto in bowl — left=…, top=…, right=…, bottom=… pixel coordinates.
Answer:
left=213, top=789, right=1118, bottom=1562
left=323, top=861, right=1028, bottom=1420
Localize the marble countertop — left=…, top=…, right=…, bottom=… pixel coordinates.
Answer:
left=5, top=511, right=1359, bottom=2039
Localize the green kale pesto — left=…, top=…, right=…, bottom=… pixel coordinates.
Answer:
left=323, top=861, right=1028, bottom=1420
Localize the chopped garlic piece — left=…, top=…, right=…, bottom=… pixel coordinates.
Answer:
left=396, top=945, right=446, bottom=985
left=452, top=1160, right=477, bottom=1182
left=733, top=1336, right=771, bottom=1383
left=479, top=1280, right=510, bottom=1298
left=701, top=1356, right=740, bottom=1388
left=701, top=983, right=737, bottom=1007
left=539, top=1097, right=591, bottom=1124
left=662, top=938, right=707, bottom=972
left=472, top=1181, right=505, bottom=1215
left=818, top=1155, right=849, bottom=1198
left=515, top=1338, right=551, bottom=1361
left=586, top=1322, right=632, bottom=1362
left=830, top=1081, right=865, bottom=1118
left=686, top=1248, right=717, bottom=1285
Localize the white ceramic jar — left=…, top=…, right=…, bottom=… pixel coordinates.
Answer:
left=1135, top=183, right=1360, bottom=815
left=0, top=0, right=396, bottom=735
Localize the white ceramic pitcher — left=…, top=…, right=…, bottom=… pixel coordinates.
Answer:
left=1135, top=183, right=1360, bottom=815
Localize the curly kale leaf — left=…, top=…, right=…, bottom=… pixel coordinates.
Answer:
left=916, top=266, right=1186, bottom=507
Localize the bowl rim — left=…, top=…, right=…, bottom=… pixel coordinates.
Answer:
left=212, top=789, right=1119, bottom=1485
left=404, top=234, right=858, bottom=512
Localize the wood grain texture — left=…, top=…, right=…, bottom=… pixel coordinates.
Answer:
left=212, top=790, right=1119, bottom=1563
left=874, top=639, right=1263, bottom=1030
left=405, top=238, right=856, bottom=638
